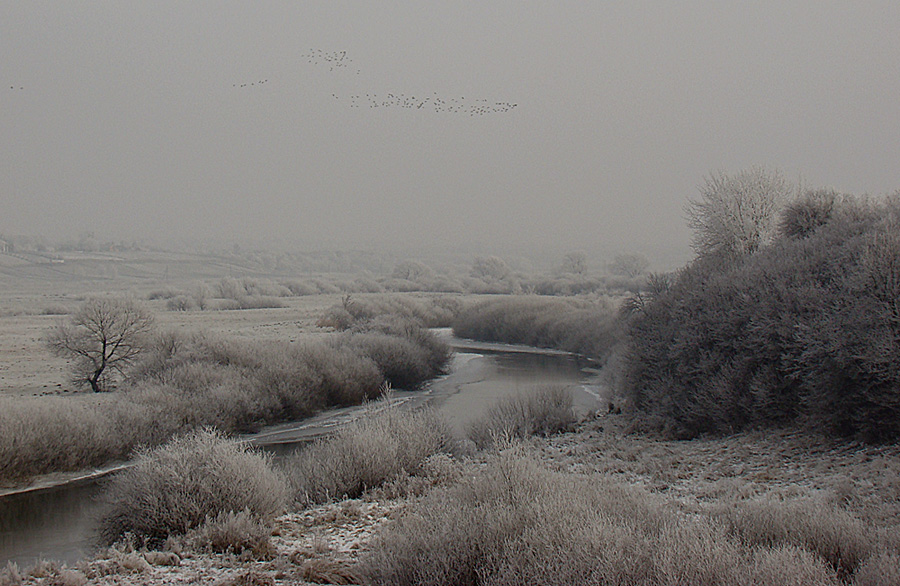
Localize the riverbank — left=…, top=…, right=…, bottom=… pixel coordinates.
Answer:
left=5, top=496, right=410, bottom=586
left=1, top=336, right=603, bottom=571
left=6, top=411, right=899, bottom=585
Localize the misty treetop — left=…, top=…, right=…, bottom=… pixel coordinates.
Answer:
left=685, top=167, right=794, bottom=260
left=624, top=182, right=900, bottom=441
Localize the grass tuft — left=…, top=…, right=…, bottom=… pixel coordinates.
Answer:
left=468, top=386, right=575, bottom=449
left=0, top=563, right=21, bottom=586
left=284, top=408, right=454, bottom=506
left=185, top=509, right=275, bottom=559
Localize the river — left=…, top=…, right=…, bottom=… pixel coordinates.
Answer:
left=0, top=332, right=605, bottom=568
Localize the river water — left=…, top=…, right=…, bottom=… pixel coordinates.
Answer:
left=0, top=333, right=605, bottom=568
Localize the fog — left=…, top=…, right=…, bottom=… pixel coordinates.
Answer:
left=3, top=2, right=900, bottom=263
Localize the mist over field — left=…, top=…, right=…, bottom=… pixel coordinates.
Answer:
left=5, top=6, right=900, bottom=582
left=3, top=2, right=900, bottom=263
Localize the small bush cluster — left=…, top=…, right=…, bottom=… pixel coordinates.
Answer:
left=452, top=295, right=623, bottom=360
left=132, top=322, right=450, bottom=428
left=103, top=333, right=385, bottom=464
left=214, top=277, right=293, bottom=300
left=344, top=332, right=439, bottom=390
left=147, top=289, right=180, bottom=301
left=523, top=274, right=608, bottom=296
left=361, top=449, right=896, bottom=586
left=623, top=193, right=900, bottom=440
left=317, top=294, right=461, bottom=331
left=284, top=407, right=454, bottom=505
left=468, top=386, right=575, bottom=449
left=342, top=316, right=452, bottom=389
left=0, top=394, right=177, bottom=482
left=99, top=428, right=288, bottom=545
left=152, top=278, right=291, bottom=311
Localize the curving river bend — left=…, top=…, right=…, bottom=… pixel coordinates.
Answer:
left=0, top=331, right=606, bottom=568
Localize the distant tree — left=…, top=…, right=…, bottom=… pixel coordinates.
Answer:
left=609, top=253, right=650, bottom=278
left=392, top=260, right=434, bottom=282
left=471, top=256, right=512, bottom=281
left=46, top=298, right=155, bottom=392
left=76, top=231, right=99, bottom=252
left=560, top=252, right=587, bottom=275
left=686, top=167, right=793, bottom=259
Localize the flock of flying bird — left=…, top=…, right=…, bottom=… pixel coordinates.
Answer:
left=230, top=49, right=517, bottom=116
left=302, top=49, right=360, bottom=74
left=232, top=79, right=269, bottom=88
left=339, top=92, right=517, bottom=116
left=9, top=51, right=517, bottom=117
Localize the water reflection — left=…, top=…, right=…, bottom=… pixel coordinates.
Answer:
left=0, top=480, right=102, bottom=567
left=434, top=350, right=602, bottom=434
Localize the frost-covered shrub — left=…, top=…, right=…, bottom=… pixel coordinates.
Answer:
left=99, top=428, right=288, bottom=545
left=623, top=194, right=900, bottom=440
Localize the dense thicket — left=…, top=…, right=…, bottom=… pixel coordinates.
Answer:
left=623, top=194, right=900, bottom=441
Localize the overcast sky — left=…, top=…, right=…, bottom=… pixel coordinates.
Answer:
left=3, top=2, right=900, bottom=262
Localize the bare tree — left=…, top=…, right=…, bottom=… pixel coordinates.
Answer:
left=471, top=255, right=512, bottom=281
left=392, top=260, right=434, bottom=282
left=686, top=167, right=793, bottom=259
left=560, top=252, right=587, bottom=275
left=609, top=253, right=649, bottom=278
left=46, top=297, right=154, bottom=392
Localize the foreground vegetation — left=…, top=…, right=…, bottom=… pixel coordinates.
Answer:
left=96, top=406, right=457, bottom=546
left=362, top=446, right=899, bottom=586
left=467, top=385, right=576, bottom=449
left=285, top=407, right=455, bottom=506
left=98, top=428, right=288, bottom=547
left=5, top=391, right=897, bottom=586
